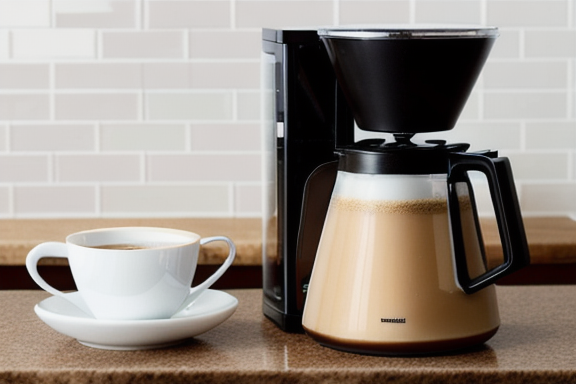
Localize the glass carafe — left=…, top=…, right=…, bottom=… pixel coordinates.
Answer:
left=301, top=139, right=529, bottom=355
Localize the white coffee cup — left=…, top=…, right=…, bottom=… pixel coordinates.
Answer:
left=26, top=227, right=236, bottom=320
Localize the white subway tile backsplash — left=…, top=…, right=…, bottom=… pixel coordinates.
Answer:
left=484, top=92, right=567, bottom=119
left=189, top=31, right=261, bottom=59
left=0, top=125, right=6, bottom=151
left=483, top=61, right=568, bottom=89
left=12, top=29, right=95, bottom=59
left=505, top=152, right=569, bottom=180
left=489, top=30, right=521, bottom=59
left=237, top=91, right=260, bottom=121
left=55, top=93, right=139, bottom=120
left=0, top=155, right=49, bottom=182
left=0, top=30, right=9, bottom=59
left=11, top=124, right=95, bottom=151
left=190, top=124, right=260, bottom=151
left=0, top=186, right=9, bottom=215
left=147, top=1, right=230, bottom=28
left=146, top=92, right=233, bottom=120
left=147, top=154, right=260, bottom=182
left=414, top=0, right=480, bottom=24
left=101, top=185, right=230, bottom=215
left=525, top=122, right=576, bottom=149
left=0, top=64, right=50, bottom=89
left=142, top=63, right=188, bottom=89
left=0, top=1, right=50, bottom=27
left=487, top=0, right=568, bottom=27
left=0, top=0, right=574, bottom=218
left=521, top=183, right=576, bottom=213
left=525, top=30, right=576, bottom=58
left=54, top=1, right=137, bottom=28
left=100, top=123, right=186, bottom=151
left=189, top=62, right=259, bottom=89
left=339, top=1, right=409, bottom=24
left=56, top=154, right=141, bottom=182
left=102, top=31, right=185, bottom=59
left=235, top=1, right=333, bottom=28
left=55, top=63, right=141, bottom=89
left=235, top=184, right=261, bottom=215
left=0, top=94, right=50, bottom=120
left=14, top=185, right=96, bottom=216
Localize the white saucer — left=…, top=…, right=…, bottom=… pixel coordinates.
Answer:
left=34, top=290, right=238, bottom=350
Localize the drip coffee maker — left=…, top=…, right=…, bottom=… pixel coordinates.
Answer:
left=261, top=25, right=529, bottom=354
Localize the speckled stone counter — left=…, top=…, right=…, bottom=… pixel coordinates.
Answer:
left=1, top=287, right=575, bottom=384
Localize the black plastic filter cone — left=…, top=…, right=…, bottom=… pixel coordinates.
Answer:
left=319, top=26, right=498, bottom=133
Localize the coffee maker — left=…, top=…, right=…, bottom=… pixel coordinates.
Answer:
left=261, top=26, right=530, bottom=338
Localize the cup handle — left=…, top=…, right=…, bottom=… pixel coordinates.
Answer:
left=173, top=236, right=236, bottom=315
left=26, top=242, right=69, bottom=297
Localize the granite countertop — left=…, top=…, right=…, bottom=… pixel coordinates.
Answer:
left=1, top=216, right=575, bottom=266
left=1, top=286, right=575, bottom=383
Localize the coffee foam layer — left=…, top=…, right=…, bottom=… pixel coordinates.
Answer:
left=331, top=196, right=473, bottom=215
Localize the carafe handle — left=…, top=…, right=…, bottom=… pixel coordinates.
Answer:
left=448, top=152, right=530, bottom=294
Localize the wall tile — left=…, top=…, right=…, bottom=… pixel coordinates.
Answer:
left=235, top=184, right=261, bottom=215
left=0, top=155, right=49, bottom=182
left=487, top=0, right=568, bottom=27
left=525, top=122, right=576, bottom=149
left=0, top=64, right=50, bottom=89
left=483, top=61, right=567, bottom=89
left=415, top=0, right=480, bottom=24
left=102, top=31, right=185, bottom=59
left=55, top=93, right=139, bottom=120
left=505, top=153, right=569, bottom=180
left=101, top=185, right=230, bottom=215
left=142, top=63, right=189, bottom=89
left=483, top=92, right=567, bottom=119
left=55, top=63, right=142, bottom=89
left=100, top=123, right=187, bottom=151
left=235, top=1, right=333, bottom=28
left=236, top=91, right=260, bottom=121
left=147, top=154, right=260, bottom=182
left=146, top=92, right=233, bottom=120
left=147, top=1, right=230, bottom=28
left=0, top=186, right=9, bottom=216
left=0, top=94, right=50, bottom=120
left=54, top=1, right=137, bottom=28
left=489, top=30, right=521, bottom=58
left=190, top=124, right=260, bottom=151
left=11, top=124, right=95, bottom=151
left=12, top=29, right=95, bottom=59
left=0, top=125, right=6, bottom=151
left=339, top=1, right=409, bottom=24
left=14, top=185, right=96, bottom=216
left=0, top=0, right=574, bottom=218
left=525, top=30, right=576, bottom=58
left=521, top=183, right=576, bottom=213
left=189, top=62, right=259, bottom=89
left=0, top=1, right=50, bottom=27
left=189, top=31, right=261, bottom=59
left=0, top=30, right=8, bottom=59
left=56, top=154, right=141, bottom=182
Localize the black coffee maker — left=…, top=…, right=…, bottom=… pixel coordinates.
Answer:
left=261, top=26, right=529, bottom=333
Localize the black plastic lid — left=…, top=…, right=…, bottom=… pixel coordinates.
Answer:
left=338, top=137, right=470, bottom=175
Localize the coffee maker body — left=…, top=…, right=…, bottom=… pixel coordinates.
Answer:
left=261, top=28, right=354, bottom=332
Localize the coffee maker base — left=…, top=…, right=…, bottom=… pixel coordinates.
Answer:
left=303, top=326, right=499, bottom=356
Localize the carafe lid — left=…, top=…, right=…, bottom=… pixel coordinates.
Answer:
left=338, top=136, right=470, bottom=175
